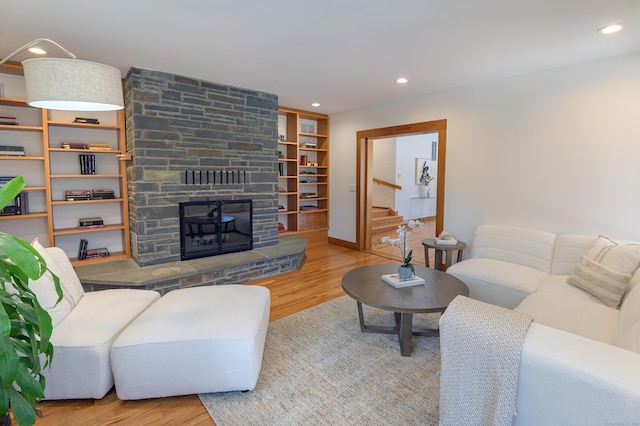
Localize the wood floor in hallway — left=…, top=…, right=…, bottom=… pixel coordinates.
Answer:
left=369, top=216, right=437, bottom=267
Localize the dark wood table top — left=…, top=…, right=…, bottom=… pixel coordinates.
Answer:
left=341, top=264, right=469, bottom=314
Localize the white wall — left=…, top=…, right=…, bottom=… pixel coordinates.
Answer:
left=330, top=52, right=640, bottom=245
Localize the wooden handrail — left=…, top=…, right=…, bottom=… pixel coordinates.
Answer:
left=373, top=177, right=402, bottom=190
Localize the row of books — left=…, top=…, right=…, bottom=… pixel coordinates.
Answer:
left=0, top=144, right=25, bottom=156
left=0, top=191, right=28, bottom=215
left=0, top=115, right=18, bottom=126
left=79, top=154, right=96, bottom=174
left=0, top=176, right=29, bottom=215
left=77, top=238, right=110, bottom=260
left=78, top=216, right=104, bottom=228
left=65, top=189, right=116, bottom=201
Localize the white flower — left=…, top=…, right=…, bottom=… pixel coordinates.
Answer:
left=374, top=219, right=424, bottom=266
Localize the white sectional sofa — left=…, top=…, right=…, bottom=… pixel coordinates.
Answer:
left=445, top=225, right=640, bottom=425
left=29, top=239, right=160, bottom=399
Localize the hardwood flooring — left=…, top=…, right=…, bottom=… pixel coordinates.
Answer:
left=33, top=243, right=397, bottom=425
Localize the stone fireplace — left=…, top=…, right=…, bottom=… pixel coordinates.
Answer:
left=124, top=67, right=279, bottom=266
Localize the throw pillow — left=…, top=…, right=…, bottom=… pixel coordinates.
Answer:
left=567, top=255, right=632, bottom=308
left=586, top=236, right=640, bottom=276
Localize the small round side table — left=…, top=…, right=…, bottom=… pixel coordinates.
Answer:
left=422, top=238, right=467, bottom=271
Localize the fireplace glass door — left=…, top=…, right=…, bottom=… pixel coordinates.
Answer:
left=180, top=200, right=253, bottom=260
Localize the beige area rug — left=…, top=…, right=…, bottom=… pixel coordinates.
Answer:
left=199, top=295, right=441, bottom=425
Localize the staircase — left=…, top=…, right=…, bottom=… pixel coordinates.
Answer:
left=371, top=207, right=404, bottom=234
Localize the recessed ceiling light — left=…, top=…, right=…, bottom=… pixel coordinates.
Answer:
left=311, top=102, right=320, bottom=107
left=396, top=77, right=408, bottom=84
left=28, top=47, right=47, bottom=55
left=597, top=23, right=623, bottom=34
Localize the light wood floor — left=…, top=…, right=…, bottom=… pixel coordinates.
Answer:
left=33, top=242, right=399, bottom=425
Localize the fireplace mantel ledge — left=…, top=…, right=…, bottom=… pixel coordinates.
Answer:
left=74, top=235, right=307, bottom=295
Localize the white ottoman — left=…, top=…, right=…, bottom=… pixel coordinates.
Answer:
left=111, top=285, right=270, bottom=399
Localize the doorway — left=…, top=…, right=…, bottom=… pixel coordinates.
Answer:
left=355, top=119, right=447, bottom=260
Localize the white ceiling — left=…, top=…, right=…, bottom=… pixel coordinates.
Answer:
left=1, top=0, right=639, bottom=115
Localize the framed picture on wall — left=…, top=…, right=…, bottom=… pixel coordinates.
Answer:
left=415, top=158, right=433, bottom=186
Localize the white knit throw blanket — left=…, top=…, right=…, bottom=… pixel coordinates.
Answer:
left=439, top=296, right=532, bottom=426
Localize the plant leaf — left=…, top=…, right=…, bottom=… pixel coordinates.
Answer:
left=7, top=385, right=37, bottom=426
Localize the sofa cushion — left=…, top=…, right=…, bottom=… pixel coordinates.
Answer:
left=537, top=274, right=605, bottom=304
left=615, top=278, right=640, bottom=353
left=44, top=288, right=160, bottom=399
left=470, top=225, right=557, bottom=273
left=567, top=255, right=631, bottom=308
left=516, top=292, right=620, bottom=345
left=45, top=246, right=85, bottom=305
left=447, top=258, right=548, bottom=309
left=29, top=239, right=73, bottom=327
left=31, top=238, right=85, bottom=306
left=550, top=234, right=596, bottom=275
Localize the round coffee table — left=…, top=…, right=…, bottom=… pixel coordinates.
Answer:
left=341, top=264, right=469, bottom=356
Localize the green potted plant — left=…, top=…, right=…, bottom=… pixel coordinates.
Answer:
left=0, top=176, right=62, bottom=426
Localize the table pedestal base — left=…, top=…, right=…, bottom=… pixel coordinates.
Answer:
left=356, top=302, right=439, bottom=356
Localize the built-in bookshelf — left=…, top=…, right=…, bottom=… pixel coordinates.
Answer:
left=0, top=95, right=130, bottom=266
left=277, top=106, right=329, bottom=243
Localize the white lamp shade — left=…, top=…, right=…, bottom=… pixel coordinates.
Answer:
left=22, top=58, right=124, bottom=111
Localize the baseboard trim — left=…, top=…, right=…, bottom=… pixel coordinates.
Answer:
left=328, top=237, right=357, bottom=250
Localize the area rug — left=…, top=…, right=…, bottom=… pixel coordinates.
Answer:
left=199, top=295, right=441, bottom=425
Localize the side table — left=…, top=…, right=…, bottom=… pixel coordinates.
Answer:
left=422, top=238, right=467, bottom=271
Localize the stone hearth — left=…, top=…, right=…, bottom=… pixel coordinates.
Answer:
left=75, top=235, right=306, bottom=295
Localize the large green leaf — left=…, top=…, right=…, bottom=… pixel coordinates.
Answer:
left=7, top=386, right=37, bottom=426
left=0, top=234, right=43, bottom=281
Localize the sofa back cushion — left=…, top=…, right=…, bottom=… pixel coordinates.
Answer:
left=470, top=225, right=556, bottom=273
left=551, top=234, right=597, bottom=275
left=29, top=239, right=86, bottom=327
left=29, top=239, right=74, bottom=327
left=615, top=273, right=640, bottom=353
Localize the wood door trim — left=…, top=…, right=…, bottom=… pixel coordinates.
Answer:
left=356, top=119, right=447, bottom=250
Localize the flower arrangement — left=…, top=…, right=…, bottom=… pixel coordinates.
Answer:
left=418, top=161, right=434, bottom=186
left=376, top=219, right=424, bottom=268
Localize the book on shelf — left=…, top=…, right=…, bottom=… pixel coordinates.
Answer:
left=78, top=239, right=88, bottom=260
left=85, top=247, right=110, bottom=258
left=89, top=143, right=111, bottom=150
left=0, top=176, right=17, bottom=186
left=381, top=273, right=426, bottom=288
left=0, top=116, right=18, bottom=125
left=300, top=192, right=317, bottom=198
left=73, top=117, right=100, bottom=124
left=91, top=189, right=115, bottom=199
left=0, top=191, right=28, bottom=216
left=61, top=142, right=89, bottom=149
left=78, top=154, right=96, bottom=174
left=65, top=190, right=92, bottom=201
left=0, top=145, right=25, bottom=156
left=78, top=216, right=104, bottom=227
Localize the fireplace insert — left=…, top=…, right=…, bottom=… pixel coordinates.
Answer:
left=179, top=200, right=253, bottom=260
